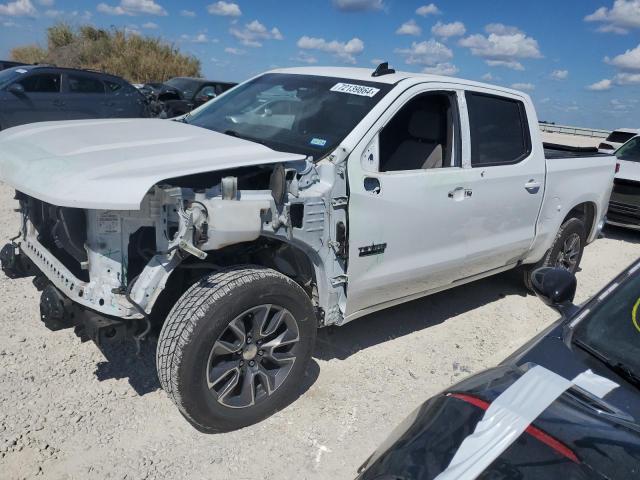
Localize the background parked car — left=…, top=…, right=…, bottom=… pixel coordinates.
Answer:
left=0, top=60, right=28, bottom=71
left=154, top=77, right=236, bottom=117
left=0, top=65, right=149, bottom=130
left=357, top=262, right=640, bottom=479
left=607, top=136, right=640, bottom=230
left=598, top=127, right=639, bottom=153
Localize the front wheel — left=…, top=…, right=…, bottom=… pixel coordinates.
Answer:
left=156, top=266, right=317, bottom=433
left=523, top=217, right=586, bottom=290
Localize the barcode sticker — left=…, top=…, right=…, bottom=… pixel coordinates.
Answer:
left=330, top=82, right=380, bottom=97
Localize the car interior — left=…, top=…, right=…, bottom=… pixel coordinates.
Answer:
left=379, top=92, right=456, bottom=172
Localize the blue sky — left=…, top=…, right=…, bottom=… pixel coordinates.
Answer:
left=1, top=0, right=639, bottom=129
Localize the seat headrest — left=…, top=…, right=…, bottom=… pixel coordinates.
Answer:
left=408, top=110, right=443, bottom=141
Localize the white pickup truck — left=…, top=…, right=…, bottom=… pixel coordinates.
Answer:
left=0, top=65, right=615, bottom=432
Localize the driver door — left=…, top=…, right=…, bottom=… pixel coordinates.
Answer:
left=345, top=85, right=476, bottom=317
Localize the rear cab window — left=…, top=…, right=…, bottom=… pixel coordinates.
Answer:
left=466, top=92, right=531, bottom=167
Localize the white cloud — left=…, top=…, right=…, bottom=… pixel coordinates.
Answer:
left=605, top=43, right=640, bottom=71
left=551, top=69, right=569, bottom=80
left=181, top=32, right=219, bottom=44
left=97, top=0, right=167, bottom=16
left=481, top=72, right=494, bottom=81
left=142, top=21, right=158, bottom=28
left=585, top=0, right=640, bottom=34
left=615, top=72, right=640, bottom=84
left=416, top=3, right=439, bottom=16
left=297, top=36, right=364, bottom=64
left=36, top=0, right=53, bottom=5
left=0, top=0, right=37, bottom=16
left=225, top=47, right=246, bottom=55
left=332, top=0, right=384, bottom=12
left=3, top=20, right=19, bottom=26
left=291, top=51, right=318, bottom=64
left=180, top=9, right=195, bottom=17
left=230, top=20, right=283, bottom=48
left=423, top=62, right=458, bottom=75
left=459, top=24, right=541, bottom=70
left=395, top=39, right=453, bottom=66
left=587, top=79, right=613, bottom=90
left=44, top=8, right=61, bottom=16
left=431, top=21, right=466, bottom=39
left=396, top=19, right=421, bottom=36
left=511, top=82, right=535, bottom=91
left=207, top=1, right=241, bottom=17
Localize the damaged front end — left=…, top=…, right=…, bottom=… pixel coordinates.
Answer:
left=2, top=155, right=348, bottom=346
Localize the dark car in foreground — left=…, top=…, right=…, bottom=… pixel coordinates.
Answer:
left=0, top=65, right=149, bottom=130
left=357, top=261, right=640, bottom=479
left=607, top=136, right=640, bottom=231
left=155, top=77, right=236, bottom=117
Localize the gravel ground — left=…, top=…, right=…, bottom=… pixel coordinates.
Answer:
left=0, top=181, right=638, bottom=480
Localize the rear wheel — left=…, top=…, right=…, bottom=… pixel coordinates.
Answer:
left=156, top=266, right=317, bottom=433
left=523, top=217, right=586, bottom=290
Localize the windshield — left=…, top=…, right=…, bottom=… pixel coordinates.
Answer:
left=185, top=73, right=392, bottom=159
left=0, top=66, right=31, bottom=89
left=165, top=78, right=201, bottom=99
left=573, top=264, right=640, bottom=381
left=616, top=137, right=640, bottom=162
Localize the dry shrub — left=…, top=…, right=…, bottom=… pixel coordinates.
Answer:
left=10, top=22, right=201, bottom=83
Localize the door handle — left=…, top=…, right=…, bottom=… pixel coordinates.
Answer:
left=524, top=179, right=541, bottom=194
left=448, top=187, right=471, bottom=201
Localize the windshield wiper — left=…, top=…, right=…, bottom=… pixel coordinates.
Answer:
left=574, top=339, right=640, bottom=389
left=223, top=130, right=265, bottom=145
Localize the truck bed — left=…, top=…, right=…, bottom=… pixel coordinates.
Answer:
left=543, top=143, right=610, bottom=160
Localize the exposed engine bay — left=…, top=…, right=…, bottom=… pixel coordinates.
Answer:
left=4, top=154, right=349, bottom=345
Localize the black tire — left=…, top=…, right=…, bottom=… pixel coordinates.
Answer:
left=156, top=265, right=317, bottom=433
left=523, top=217, right=586, bottom=290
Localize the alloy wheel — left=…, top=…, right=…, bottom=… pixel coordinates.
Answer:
left=206, top=304, right=300, bottom=408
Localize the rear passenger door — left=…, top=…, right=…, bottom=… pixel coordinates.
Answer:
left=62, top=73, right=107, bottom=119
left=5, top=71, right=63, bottom=127
left=462, top=89, right=545, bottom=276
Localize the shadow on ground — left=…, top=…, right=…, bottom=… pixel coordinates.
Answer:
left=94, top=337, right=161, bottom=396
left=314, top=268, right=527, bottom=361
left=93, top=333, right=322, bottom=401
left=603, top=225, right=640, bottom=244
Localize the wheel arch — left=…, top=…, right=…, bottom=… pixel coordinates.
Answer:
left=562, top=201, right=598, bottom=241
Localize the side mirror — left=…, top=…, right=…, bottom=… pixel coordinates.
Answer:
left=8, top=83, right=25, bottom=95
left=531, top=267, right=578, bottom=317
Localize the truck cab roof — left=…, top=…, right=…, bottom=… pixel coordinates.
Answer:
left=267, top=66, right=530, bottom=98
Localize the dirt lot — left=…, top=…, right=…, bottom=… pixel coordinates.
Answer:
left=0, top=181, right=637, bottom=480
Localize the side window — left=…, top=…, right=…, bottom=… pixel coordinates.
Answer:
left=378, top=92, right=458, bottom=172
left=617, top=137, right=640, bottom=163
left=19, top=73, right=61, bottom=93
left=67, top=74, right=105, bottom=94
left=466, top=92, right=531, bottom=167
left=105, top=80, right=122, bottom=93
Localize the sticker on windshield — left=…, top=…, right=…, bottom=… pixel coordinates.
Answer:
left=15, top=69, right=27, bottom=74
left=330, top=82, right=380, bottom=97
left=310, top=137, right=327, bottom=147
